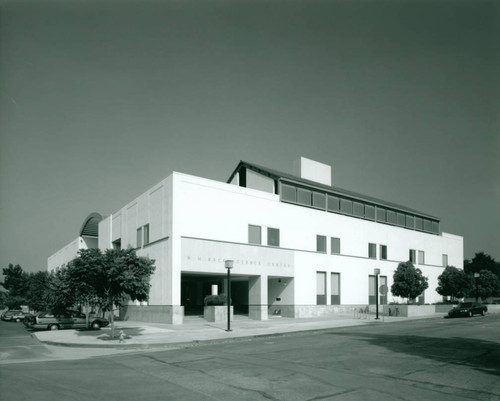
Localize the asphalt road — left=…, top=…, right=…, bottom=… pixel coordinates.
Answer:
left=1, top=315, right=499, bottom=401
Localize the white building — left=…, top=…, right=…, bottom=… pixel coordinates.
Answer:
left=48, top=158, right=463, bottom=324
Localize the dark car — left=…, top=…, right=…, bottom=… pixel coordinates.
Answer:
left=448, top=302, right=487, bottom=318
left=24, top=310, right=109, bottom=330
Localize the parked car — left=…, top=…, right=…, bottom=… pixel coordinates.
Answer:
left=1, top=309, right=24, bottom=321
left=448, top=302, right=487, bottom=318
left=24, top=310, right=109, bottom=330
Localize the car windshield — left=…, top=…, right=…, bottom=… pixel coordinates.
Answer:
left=459, top=303, right=472, bottom=307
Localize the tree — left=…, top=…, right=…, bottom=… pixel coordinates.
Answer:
left=391, top=261, right=429, bottom=303
left=44, top=268, right=75, bottom=315
left=464, top=252, right=500, bottom=279
left=1, top=264, right=29, bottom=297
left=26, top=271, right=50, bottom=312
left=69, top=248, right=156, bottom=338
left=466, top=270, right=500, bottom=301
left=436, top=266, right=471, bottom=301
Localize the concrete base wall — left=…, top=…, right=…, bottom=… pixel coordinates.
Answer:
left=119, top=305, right=184, bottom=325
left=204, top=306, right=233, bottom=322
left=383, top=305, right=435, bottom=317
left=249, top=305, right=268, bottom=320
left=273, top=304, right=365, bottom=318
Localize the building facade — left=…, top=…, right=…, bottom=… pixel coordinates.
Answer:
left=48, top=158, right=463, bottom=324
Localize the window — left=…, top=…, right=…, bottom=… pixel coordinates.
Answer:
left=365, top=205, right=375, bottom=220
left=267, top=227, right=280, bottom=247
left=297, top=188, right=312, bottom=206
left=409, top=249, right=416, bottom=263
left=415, top=217, right=423, bottom=231
left=376, top=207, right=386, bottom=222
left=137, top=227, right=142, bottom=248
left=406, top=215, right=414, bottom=229
left=316, top=272, right=326, bottom=305
left=331, top=273, right=340, bottom=305
left=397, top=213, right=405, bottom=227
left=424, top=219, right=432, bottom=232
left=418, top=250, right=425, bottom=265
left=387, top=210, right=397, bottom=225
left=432, top=221, right=440, bottom=234
left=327, top=195, right=340, bottom=212
left=248, top=225, right=261, bottom=245
left=442, top=254, right=448, bottom=267
left=143, top=224, right=150, bottom=245
left=312, top=192, right=326, bottom=209
left=353, top=202, right=364, bottom=217
left=331, top=237, right=341, bottom=254
left=316, top=235, right=327, bottom=253
left=379, top=245, right=387, bottom=260
left=281, top=184, right=296, bottom=202
left=368, top=243, right=377, bottom=259
left=369, top=274, right=387, bottom=305
left=340, top=199, right=353, bottom=215
left=112, top=239, right=122, bottom=250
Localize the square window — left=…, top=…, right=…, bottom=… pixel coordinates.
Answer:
left=387, top=210, right=397, bottom=225
left=331, top=237, right=341, bottom=254
left=397, top=213, right=405, bottom=226
left=297, top=188, right=312, bottom=206
left=353, top=202, right=364, bottom=217
left=316, top=235, right=327, bottom=253
left=365, top=205, right=375, bottom=220
left=368, top=243, right=377, bottom=259
left=380, top=245, right=387, bottom=260
left=327, top=195, right=340, bottom=212
left=376, top=207, right=386, bottom=222
left=312, top=192, right=326, bottom=209
left=406, top=215, right=414, bottom=229
left=281, top=184, right=296, bottom=202
left=415, top=217, right=423, bottom=231
left=340, top=199, right=353, bottom=215
left=267, top=227, right=280, bottom=247
left=248, top=225, right=261, bottom=245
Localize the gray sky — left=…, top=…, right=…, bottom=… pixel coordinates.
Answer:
left=1, top=0, right=499, bottom=273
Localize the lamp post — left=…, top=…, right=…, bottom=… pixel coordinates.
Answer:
left=474, top=272, right=480, bottom=302
left=374, top=268, right=380, bottom=320
left=225, top=260, right=233, bottom=332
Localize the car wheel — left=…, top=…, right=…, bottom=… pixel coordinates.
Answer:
left=49, top=324, right=59, bottom=331
left=468, top=311, right=473, bottom=317
left=481, top=310, right=485, bottom=316
left=91, top=321, right=101, bottom=330
left=15, top=318, right=21, bottom=322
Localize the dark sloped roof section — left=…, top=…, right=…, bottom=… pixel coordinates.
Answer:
left=227, top=161, right=439, bottom=221
left=79, top=212, right=103, bottom=237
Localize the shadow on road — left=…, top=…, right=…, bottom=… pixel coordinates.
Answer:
left=325, top=331, right=500, bottom=377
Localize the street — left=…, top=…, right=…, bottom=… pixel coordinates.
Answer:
left=1, top=315, right=499, bottom=401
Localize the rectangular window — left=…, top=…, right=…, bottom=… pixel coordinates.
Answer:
left=376, top=207, right=386, bottom=222
left=281, top=184, right=296, bottom=203
left=297, top=188, right=312, bottom=206
left=442, top=254, right=448, bottom=267
left=432, top=221, right=439, bottom=234
left=248, top=225, right=262, bottom=245
left=331, top=273, right=340, bottom=305
left=312, top=192, right=326, bottom=209
left=143, top=224, right=150, bottom=245
left=331, top=237, right=341, bottom=254
left=424, top=219, right=432, bottom=232
left=415, top=217, right=423, bottom=231
left=112, top=239, right=121, bottom=250
left=368, top=243, right=377, bottom=259
left=418, top=250, right=425, bottom=265
left=316, top=272, right=326, bottom=305
left=379, top=245, right=387, bottom=260
left=267, top=227, right=280, bottom=247
left=340, top=199, right=353, bottom=215
left=368, top=275, right=376, bottom=305
left=406, top=215, right=414, bottom=229
left=409, top=249, right=416, bottom=263
left=316, top=235, right=327, bottom=253
left=397, top=213, right=405, bottom=227
left=353, top=202, right=364, bottom=217
left=365, top=205, right=375, bottom=220
left=387, top=210, right=397, bottom=225
left=327, top=195, right=340, bottom=212
left=137, top=227, right=142, bottom=248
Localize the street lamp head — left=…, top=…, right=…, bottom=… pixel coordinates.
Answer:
left=225, top=260, right=234, bottom=270
left=374, top=268, right=380, bottom=275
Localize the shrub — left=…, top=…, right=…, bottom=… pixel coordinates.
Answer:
left=204, top=294, right=228, bottom=306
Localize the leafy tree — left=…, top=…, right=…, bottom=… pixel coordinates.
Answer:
left=466, top=270, right=500, bottom=301
left=436, top=266, right=471, bottom=301
left=0, top=291, right=7, bottom=309
left=69, top=248, right=156, bottom=338
left=1, top=264, right=29, bottom=297
left=26, top=271, right=50, bottom=311
left=44, top=268, right=75, bottom=315
left=464, top=252, right=500, bottom=279
left=4, top=295, right=26, bottom=310
left=391, top=261, right=429, bottom=303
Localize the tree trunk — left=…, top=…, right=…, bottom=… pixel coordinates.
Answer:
left=109, top=302, right=115, bottom=339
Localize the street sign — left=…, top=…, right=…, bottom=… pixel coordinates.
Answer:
left=379, top=284, right=388, bottom=295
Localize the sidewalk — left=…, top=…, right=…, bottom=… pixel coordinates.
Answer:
left=32, top=313, right=447, bottom=349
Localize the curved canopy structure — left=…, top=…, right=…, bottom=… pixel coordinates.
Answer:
left=79, top=212, right=103, bottom=237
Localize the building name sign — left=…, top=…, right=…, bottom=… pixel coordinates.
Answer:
left=185, top=255, right=292, bottom=269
